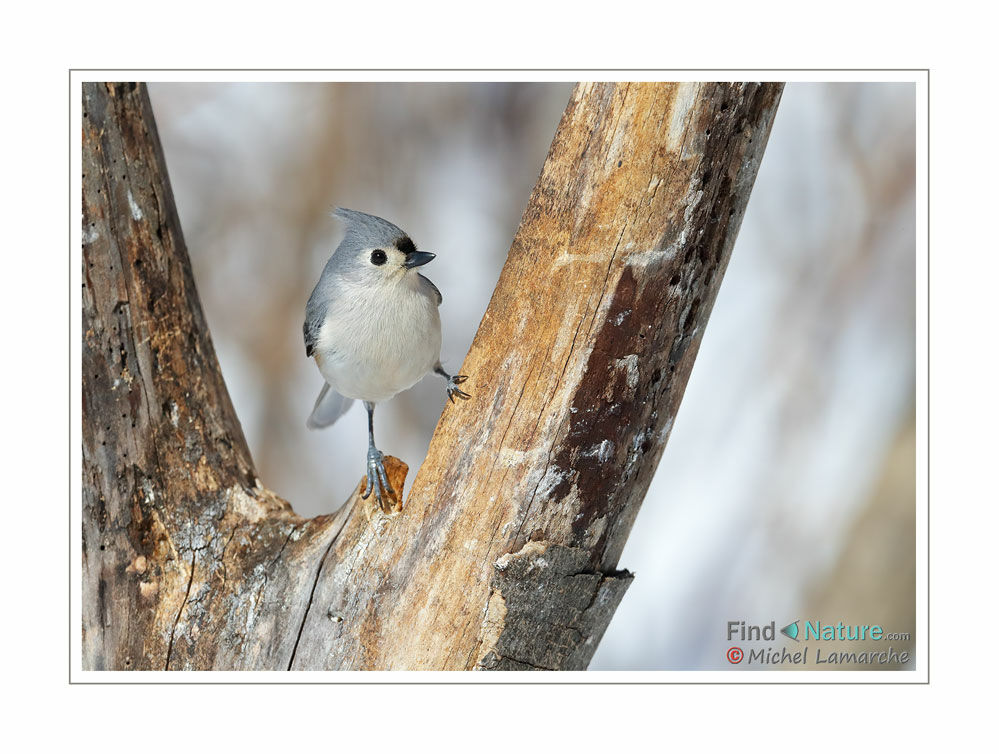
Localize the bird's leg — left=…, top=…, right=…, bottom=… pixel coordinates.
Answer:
left=435, top=364, right=470, bottom=403
left=361, top=401, right=395, bottom=510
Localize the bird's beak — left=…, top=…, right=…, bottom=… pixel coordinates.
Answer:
left=403, top=251, right=436, bottom=268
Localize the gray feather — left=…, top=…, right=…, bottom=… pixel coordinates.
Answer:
left=307, top=382, right=355, bottom=429
left=303, top=288, right=327, bottom=357
left=419, top=273, right=442, bottom=305
left=332, top=207, right=410, bottom=252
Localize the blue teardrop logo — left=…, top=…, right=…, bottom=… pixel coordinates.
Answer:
left=781, top=621, right=799, bottom=641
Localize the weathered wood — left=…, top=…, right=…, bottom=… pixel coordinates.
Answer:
left=82, top=82, right=343, bottom=671
left=82, top=81, right=782, bottom=671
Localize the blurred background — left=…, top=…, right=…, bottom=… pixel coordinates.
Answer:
left=148, top=81, right=916, bottom=671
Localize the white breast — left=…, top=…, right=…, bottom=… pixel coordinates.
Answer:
left=314, top=275, right=442, bottom=403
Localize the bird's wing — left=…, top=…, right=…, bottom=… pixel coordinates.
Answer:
left=303, top=285, right=328, bottom=357
left=306, top=382, right=355, bottom=429
left=419, top=273, right=442, bottom=305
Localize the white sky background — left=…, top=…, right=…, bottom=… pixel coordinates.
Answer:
left=147, top=82, right=915, bottom=671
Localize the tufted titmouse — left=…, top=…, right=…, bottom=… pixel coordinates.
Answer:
left=304, top=208, right=469, bottom=508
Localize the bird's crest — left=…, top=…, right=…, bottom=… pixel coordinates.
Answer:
left=332, top=207, right=410, bottom=250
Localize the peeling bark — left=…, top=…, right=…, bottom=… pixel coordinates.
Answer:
left=81, top=81, right=782, bottom=671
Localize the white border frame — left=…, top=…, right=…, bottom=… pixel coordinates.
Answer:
left=70, top=69, right=928, bottom=684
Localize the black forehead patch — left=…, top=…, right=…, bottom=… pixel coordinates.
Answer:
left=395, top=237, right=416, bottom=255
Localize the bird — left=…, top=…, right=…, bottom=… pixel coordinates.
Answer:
left=304, top=207, right=469, bottom=509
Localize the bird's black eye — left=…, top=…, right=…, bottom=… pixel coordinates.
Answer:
left=370, top=249, right=387, bottom=266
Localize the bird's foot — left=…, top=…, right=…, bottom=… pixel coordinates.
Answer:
left=446, top=374, right=471, bottom=403
left=361, top=447, right=396, bottom=512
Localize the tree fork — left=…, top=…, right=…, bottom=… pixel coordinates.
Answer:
left=81, top=81, right=782, bottom=671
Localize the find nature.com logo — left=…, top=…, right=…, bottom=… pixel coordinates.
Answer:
left=725, top=620, right=912, bottom=667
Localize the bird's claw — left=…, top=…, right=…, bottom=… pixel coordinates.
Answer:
left=361, top=447, right=395, bottom=511
left=446, top=374, right=471, bottom=403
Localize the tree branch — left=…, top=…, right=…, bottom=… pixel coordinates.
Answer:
left=82, top=81, right=782, bottom=671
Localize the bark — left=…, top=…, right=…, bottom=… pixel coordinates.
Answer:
left=82, top=81, right=783, bottom=671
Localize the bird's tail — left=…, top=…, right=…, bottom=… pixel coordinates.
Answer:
left=307, top=383, right=355, bottom=429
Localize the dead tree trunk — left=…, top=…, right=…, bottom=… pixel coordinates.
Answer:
left=82, top=81, right=783, bottom=671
